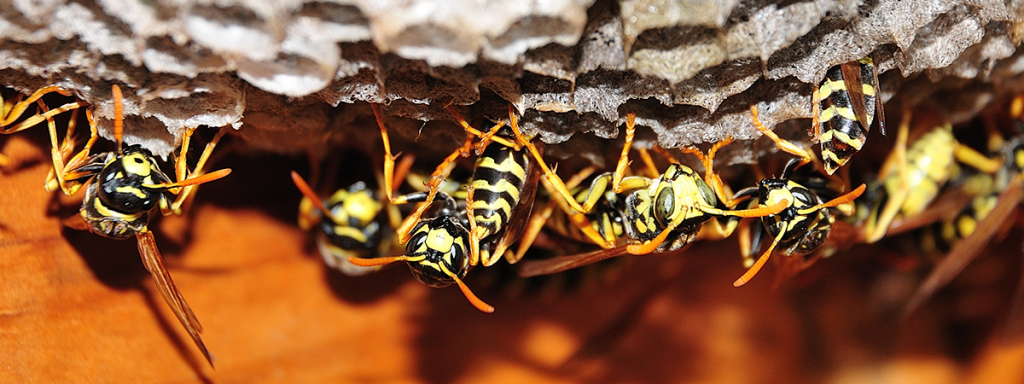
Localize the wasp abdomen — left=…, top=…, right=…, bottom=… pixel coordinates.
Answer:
left=818, top=57, right=881, bottom=174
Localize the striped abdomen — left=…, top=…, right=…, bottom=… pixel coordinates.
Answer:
left=470, top=140, right=530, bottom=240
left=818, top=57, right=881, bottom=174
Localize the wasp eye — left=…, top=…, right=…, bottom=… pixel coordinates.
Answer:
left=134, top=157, right=143, bottom=164
left=654, top=187, right=675, bottom=227
left=696, top=179, right=717, bottom=206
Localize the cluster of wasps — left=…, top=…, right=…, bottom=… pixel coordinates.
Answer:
left=4, top=54, right=1023, bottom=363
left=289, top=56, right=1024, bottom=321
left=2, top=84, right=231, bottom=366
left=291, top=57, right=893, bottom=312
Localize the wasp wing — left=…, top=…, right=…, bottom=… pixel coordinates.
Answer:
left=840, top=61, right=872, bottom=134
left=904, top=175, right=1024, bottom=317
left=496, top=142, right=544, bottom=264
left=518, top=245, right=630, bottom=277
left=136, top=231, right=213, bottom=366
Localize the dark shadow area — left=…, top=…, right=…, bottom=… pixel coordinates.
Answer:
left=323, top=263, right=413, bottom=304
left=139, top=288, right=216, bottom=384
left=61, top=226, right=214, bottom=380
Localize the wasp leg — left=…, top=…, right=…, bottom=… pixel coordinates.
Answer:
left=465, top=184, right=483, bottom=266
left=864, top=109, right=912, bottom=243
left=1, top=86, right=83, bottom=134
left=953, top=142, right=1003, bottom=174
left=636, top=147, right=661, bottom=179
left=512, top=165, right=601, bottom=262
left=750, top=105, right=813, bottom=169
left=733, top=225, right=788, bottom=287
left=373, top=103, right=474, bottom=243
left=511, top=198, right=558, bottom=264
left=681, top=136, right=740, bottom=207
left=611, top=112, right=636, bottom=193
left=395, top=135, right=474, bottom=244
left=445, top=104, right=515, bottom=150
left=40, top=103, right=95, bottom=195
left=508, top=107, right=641, bottom=214
left=157, top=126, right=231, bottom=215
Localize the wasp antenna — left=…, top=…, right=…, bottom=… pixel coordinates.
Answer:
left=147, top=168, right=232, bottom=189
left=734, top=229, right=786, bottom=287
left=445, top=266, right=494, bottom=313
left=724, top=198, right=789, bottom=218
left=626, top=219, right=680, bottom=255
left=290, top=171, right=343, bottom=224
left=813, top=184, right=865, bottom=211
left=346, top=255, right=409, bottom=267
left=111, top=84, right=124, bottom=154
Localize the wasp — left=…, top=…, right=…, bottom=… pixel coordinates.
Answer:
left=445, top=104, right=541, bottom=267
left=860, top=108, right=1003, bottom=244
left=290, top=145, right=416, bottom=276
left=730, top=105, right=866, bottom=287
left=291, top=171, right=410, bottom=276
left=813, top=56, right=887, bottom=175
left=515, top=113, right=788, bottom=277
left=902, top=98, right=1024, bottom=315
left=344, top=104, right=496, bottom=313
left=44, top=84, right=230, bottom=366
left=0, top=85, right=84, bottom=166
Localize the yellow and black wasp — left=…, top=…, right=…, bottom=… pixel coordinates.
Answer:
left=344, top=104, right=499, bottom=313
left=858, top=108, right=1003, bottom=244
left=901, top=97, right=1024, bottom=315
left=291, top=171, right=407, bottom=276
left=0, top=85, right=84, bottom=166
left=44, top=84, right=230, bottom=366
left=813, top=56, right=887, bottom=175
left=445, top=104, right=541, bottom=267
left=515, top=112, right=789, bottom=277
left=730, top=105, right=866, bottom=287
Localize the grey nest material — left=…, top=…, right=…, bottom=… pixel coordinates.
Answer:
left=1, top=0, right=1022, bottom=166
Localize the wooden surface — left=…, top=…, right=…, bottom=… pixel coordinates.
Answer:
left=2, top=134, right=1024, bottom=384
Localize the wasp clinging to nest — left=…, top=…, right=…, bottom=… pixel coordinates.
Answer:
left=44, top=84, right=231, bottom=366
left=289, top=151, right=413, bottom=276
left=345, top=104, right=496, bottom=313
left=813, top=56, right=887, bottom=175
left=731, top=105, right=866, bottom=287
left=516, top=112, right=790, bottom=277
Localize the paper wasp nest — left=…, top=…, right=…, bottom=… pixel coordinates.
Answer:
left=0, top=0, right=1022, bottom=164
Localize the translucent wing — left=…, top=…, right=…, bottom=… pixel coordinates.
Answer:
left=136, top=231, right=213, bottom=366
left=904, top=176, right=1024, bottom=317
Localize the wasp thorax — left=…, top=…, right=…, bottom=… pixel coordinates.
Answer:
left=96, top=146, right=170, bottom=214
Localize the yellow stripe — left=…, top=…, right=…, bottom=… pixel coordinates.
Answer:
left=115, top=185, right=148, bottom=199
left=819, top=105, right=862, bottom=127
left=477, top=156, right=526, bottom=179
left=471, top=179, right=521, bottom=201
left=818, top=78, right=845, bottom=99
left=332, top=226, right=368, bottom=242
left=828, top=130, right=866, bottom=150
left=121, top=153, right=153, bottom=177
left=472, top=197, right=513, bottom=215
left=861, top=83, right=876, bottom=96
left=92, top=198, right=144, bottom=221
